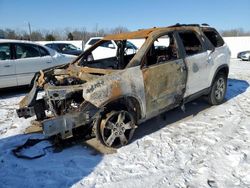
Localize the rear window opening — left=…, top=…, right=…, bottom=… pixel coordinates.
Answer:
left=203, top=29, right=224, bottom=47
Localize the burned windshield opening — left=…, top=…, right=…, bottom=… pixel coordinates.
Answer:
left=79, top=39, right=137, bottom=70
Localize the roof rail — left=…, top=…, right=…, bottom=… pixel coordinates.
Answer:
left=201, top=23, right=210, bottom=26
left=169, top=23, right=210, bottom=28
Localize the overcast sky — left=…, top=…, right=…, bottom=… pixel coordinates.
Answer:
left=0, top=0, right=250, bottom=32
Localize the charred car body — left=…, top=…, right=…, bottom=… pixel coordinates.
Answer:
left=17, top=24, right=230, bottom=148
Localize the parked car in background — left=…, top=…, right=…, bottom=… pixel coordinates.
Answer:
left=84, top=37, right=101, bottom=50
left=237, top=51, right=250, bottom=61
left=84, top=37, right=138, bottom=60
left=0, top=39, right=76, bottom=88
left=45, top=43, right=83, bottom=56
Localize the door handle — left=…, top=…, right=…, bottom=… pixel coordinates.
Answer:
left=4, top=65, right=11, bottom=68
left=46, top=62, right=52, bottom=64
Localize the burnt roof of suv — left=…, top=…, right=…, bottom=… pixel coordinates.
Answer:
left=103, top=24, right=210, bottom=40
left=103, top=27, right=164, bottom=40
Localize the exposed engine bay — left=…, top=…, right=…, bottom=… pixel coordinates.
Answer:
left=16, top=39, right=137, bottom=140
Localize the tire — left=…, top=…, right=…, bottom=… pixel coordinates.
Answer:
left=208, top=73, right=227, bottom=105
left=95, top=110, right=136, bottom=148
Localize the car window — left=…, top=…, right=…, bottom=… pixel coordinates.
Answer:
left=203, top=29, right=224, bottom=47
left=51, top=44, right=60, bottom=52
left=67, top=44, right=78, bottom=50
left=38, top=46, right=50, bottom=56
left=59, top=43, right=78, bottom=51
left=88, top=39, right=101, bottom=45
left=178, top=31, right=203, bottom=56
left=100, top=41, right=114, bottom=48
left=143, top=33, right=178, bottom=67
left=45, top=44, right=53, bottom=48
left=126, top=41, right=137, bottom=50
left=0, top=43, right=11, bottom=60
left=15, top=43, right=40, bottom=59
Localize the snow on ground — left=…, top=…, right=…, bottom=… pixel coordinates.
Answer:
left=0, top=59, right=250, bottom=188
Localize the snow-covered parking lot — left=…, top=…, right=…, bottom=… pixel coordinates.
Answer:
left=0, top=59, right=250, bottom=188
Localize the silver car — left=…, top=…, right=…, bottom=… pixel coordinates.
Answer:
left=237, top=51, right=250, bottom=60
left=0, top=39, right=76, bottom=88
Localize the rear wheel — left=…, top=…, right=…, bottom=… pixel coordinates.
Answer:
left=208, top=73, right=227, bottom=105
left=95, top=110, right=136, bottom=148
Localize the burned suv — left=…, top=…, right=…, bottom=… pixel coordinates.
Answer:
left=17, top=24, right=230, bottom=148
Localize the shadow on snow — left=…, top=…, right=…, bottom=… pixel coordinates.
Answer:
left=133, top=78, right=249, bottom=142
left=0, top=78, right=248, bottom=187
left=0, top=133, right=102, bottom=188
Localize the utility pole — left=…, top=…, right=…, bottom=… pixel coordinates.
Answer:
left=28, top=22, right=32, bottom=41
left=95, top=23, right=98, bottom=37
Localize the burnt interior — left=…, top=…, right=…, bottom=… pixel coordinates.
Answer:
left=51, top=76, right=85, bottom=86
left=48, top=91, right=84, bottom=116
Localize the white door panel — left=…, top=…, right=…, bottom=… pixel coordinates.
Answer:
left=16, top=56, right=54, bottom=86
left=184, top=51, right=211, bottom=97
left=208, top=45, right=230, bottom=86
left=0, top=60, right=17, bottom=88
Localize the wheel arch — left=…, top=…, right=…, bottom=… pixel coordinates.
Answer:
left=210, top=64, right=229, bottom=87
left=101, top=95, right=143, bottom=123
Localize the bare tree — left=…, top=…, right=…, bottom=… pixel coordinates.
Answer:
left=0, top=29, right=5, bottom=39
left=110, top=26, right=129, bottom=34
left=220, top=28, right=250, bottom=37
left=0, top=26, right=132, bottom=41
left=30, top=31, right=44, bottom=41
left=67, top=32, right=74, bottom=40
left=4, top=29, right=18, bottom=39
left=45, top=34, right=56, bottom=41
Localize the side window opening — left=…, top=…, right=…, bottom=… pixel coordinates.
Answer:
left=15, top=44, right=40, bottom=59
left=203, top=29, right=224, bottom=47
left=0, top=43, right=11, bottom=60
left=126, top=41, right=137, bottom=50
left=143, top=33, right=178, bottom=67
left=178, top=31, right=203, bottom=56
left=88, top=39, right=101, bottom=45
left=45, top=44, right=52, bottom=48
left=39, top=46, right=49, bottom=56
left=100, top=41, right=114, bottom=48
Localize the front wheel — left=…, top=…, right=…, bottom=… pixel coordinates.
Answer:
left=208, top=73, right=227, bottom=105
left=95, top=110, right=136, bottom=148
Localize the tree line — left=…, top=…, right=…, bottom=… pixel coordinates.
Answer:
left=0, top=27, right=249, bottom=41
left=0, top=26, right=129, bottom=41
left=220, top=28, right=250, bottom=37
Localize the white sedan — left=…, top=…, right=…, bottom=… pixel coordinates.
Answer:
left=0, top=40, right=76, bottom=88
